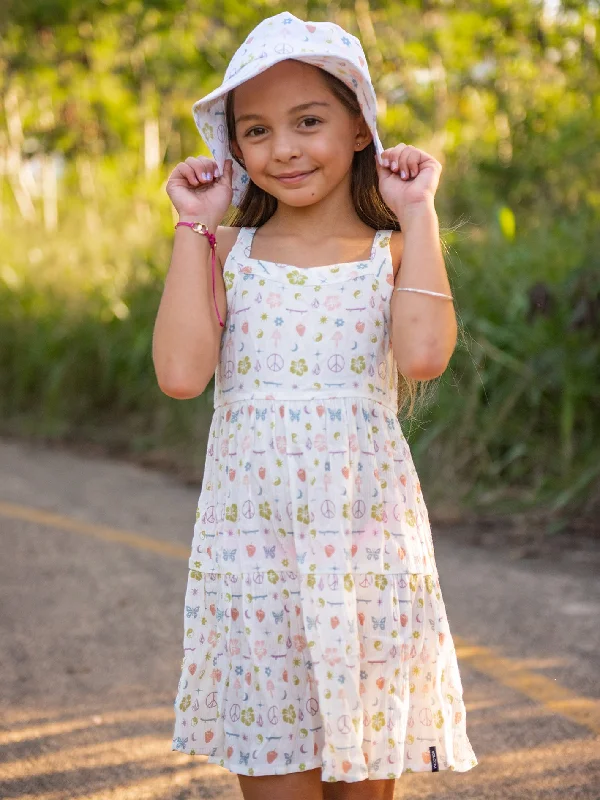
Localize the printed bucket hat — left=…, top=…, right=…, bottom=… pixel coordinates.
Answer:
left=192, top=10, right=385, bottom=207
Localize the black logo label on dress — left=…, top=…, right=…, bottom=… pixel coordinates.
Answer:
left=429, top=746, right=439, bottom=772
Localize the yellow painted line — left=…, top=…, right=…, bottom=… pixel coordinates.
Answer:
left=2, top=498, right=600, bottom=738
left=0, top=500, right=189, bottom=560
left=454, top=637, right=600, bottom=735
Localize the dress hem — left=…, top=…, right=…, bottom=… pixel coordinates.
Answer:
left=171, top=747, right=478, bottom=780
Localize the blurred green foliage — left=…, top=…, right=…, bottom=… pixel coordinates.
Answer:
left=0, top=0, right=599, bottom=530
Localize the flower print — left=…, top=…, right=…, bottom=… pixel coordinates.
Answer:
left=350, top=355, right=366, bottom=373
left=405, top=509, right=416, bottom=527
left=265, top=666, right=272, bottom=677
left=238, top=356, right=251, bottom=374
left=226, top=503, right=238, bottom=522
left=259, top=501, right=272, bottom=520
left=293, top=635, right=307, bottom=651
left=290, top=358, right=308, bottom=375
left=324, top=647, right=341, bottom=666
left=334, top=318, right=345, bottom=327
left=179, top=694, right=191, bottom=712
left=314, top=434, right=328, bottom=452
left=275, top=435, right=287, bottom=454
left=266, top=292, right=282, bottom=308
left=224, top=271, right=234, bottom=291
left=235, top=665, right=244, bottom=675
left=371, top=711, right=385, bottom=731
left=254, top=641, right=267, bottom=660
left=297, top=504, right=310, bottom=525
left=323, top=295, right=341, bottom=311
left=241, top=707, right=255, bottom=726
left=274, top=316, right=284, bottom=326
left=341, top=35, right=351, bottom=46
left=241, top=434, right=252, bottom=452
left=208, top=629, right=219, bottom=647
left=282, top=704, right=296, bottom=724
left=287, top=270, right=308, bottom=285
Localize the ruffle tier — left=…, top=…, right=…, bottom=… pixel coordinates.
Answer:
left=172, top=567, right=478, bottom=782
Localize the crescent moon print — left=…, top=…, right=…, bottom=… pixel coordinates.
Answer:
left=173, top=221, right=478, bottom=778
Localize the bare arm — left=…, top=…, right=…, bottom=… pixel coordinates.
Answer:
left=152, top=216, right=226, bottom=399
left=391, top=198, right=457, bottom=379
left=153, top=156, right=233, bottom=399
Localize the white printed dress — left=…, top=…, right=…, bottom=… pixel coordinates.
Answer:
left=172, top=227, right=478, bottom=783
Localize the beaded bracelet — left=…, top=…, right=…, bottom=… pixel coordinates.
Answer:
left=174, top=221, right=225, bottom=328
left=395, top=287, right=454, bottom=301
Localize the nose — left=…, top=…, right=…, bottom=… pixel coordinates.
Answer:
left=270, top=131, right=302, bottom=162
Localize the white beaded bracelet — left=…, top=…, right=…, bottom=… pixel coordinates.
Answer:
left=395, top=287, right=454, bottom=301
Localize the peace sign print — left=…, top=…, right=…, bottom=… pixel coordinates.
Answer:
left=224, top=358, right=235, bottom=379
left=337, top=714, right=352, bottom=734
left=328, top=354, right=345, bottom=373
left=321, top=499, right=336, bottom=519
left=267, top=353, right=284, bottom=372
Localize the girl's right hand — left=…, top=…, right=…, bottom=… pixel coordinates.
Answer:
left=166, top=156, right=233, bottom=221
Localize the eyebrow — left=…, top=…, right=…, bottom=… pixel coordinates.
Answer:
left=235, top=101, right=332, bottom=125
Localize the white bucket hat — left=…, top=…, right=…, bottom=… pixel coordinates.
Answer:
left=192, top=10, right=385, bottom=207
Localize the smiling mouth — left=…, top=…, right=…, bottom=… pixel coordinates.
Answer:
left=275, top=169, right=317, bottom=184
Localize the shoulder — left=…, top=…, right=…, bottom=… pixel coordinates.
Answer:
left=215, top=226, right=243, bottom=273
left=388, top=229, right=404, bottom=281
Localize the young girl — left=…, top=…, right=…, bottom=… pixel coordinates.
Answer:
left=154, top=11, right=477, bottom=800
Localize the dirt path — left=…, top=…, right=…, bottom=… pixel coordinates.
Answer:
left=1, top=437, right=599, bottom=799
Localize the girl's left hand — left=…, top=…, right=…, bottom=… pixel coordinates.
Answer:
left=375, top=144, right=442, bottom=216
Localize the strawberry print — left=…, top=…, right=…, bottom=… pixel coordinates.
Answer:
left=172, top=227, right=477, bottom=782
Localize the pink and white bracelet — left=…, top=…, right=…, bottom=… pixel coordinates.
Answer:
left=174, top=220, right=225, bottom=328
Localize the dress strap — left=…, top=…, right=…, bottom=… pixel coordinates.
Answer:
left=371, top=229, right=394, bottom=260
left=239, top=226, right=258, bottom=263
left=225, top=227, right=256, bottom=268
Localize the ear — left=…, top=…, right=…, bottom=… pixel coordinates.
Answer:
left=354, top=117, right=373, bottom=152
left=230, top=139, right=245, bottom=164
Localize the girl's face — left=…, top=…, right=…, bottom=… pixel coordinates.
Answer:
left=231, top=60, right=371, bottom=206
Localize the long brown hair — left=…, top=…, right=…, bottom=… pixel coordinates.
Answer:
left=222, top=64, right=436, bottom=419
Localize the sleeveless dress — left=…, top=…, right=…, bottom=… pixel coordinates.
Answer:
left=172, top=226, right=478, bottom=782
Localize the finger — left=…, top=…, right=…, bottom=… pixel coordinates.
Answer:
left=218, top=158, right=233, bottom=183
left=184, top=157, right=209, bottom=183
left=180, top=163, right=201, bottom=186
left=405, top=150, right=421, bottom=179
left=382, top=145, right=408, bottom=172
